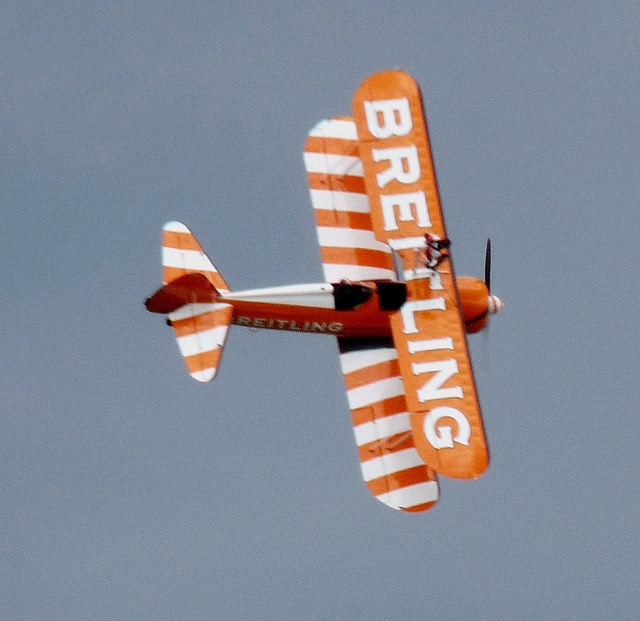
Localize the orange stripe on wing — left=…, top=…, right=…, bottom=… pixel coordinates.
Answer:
left=358, top=430, right=414, bottom=462
left=403, top=501, right=438, bottom=513
left=343, top=358, right=401, bottom=392
left=320, top=247, right=395, bottom=271
left=350, top=395, right=407, bottom=428
left=307, top=172, right=366, bottom=194
left=313, top=210, right=373, bottom=230
left=305, top=136, right=360, bottom=156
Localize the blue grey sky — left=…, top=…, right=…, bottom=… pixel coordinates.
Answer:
left=3, top=2, right=639, bottom=619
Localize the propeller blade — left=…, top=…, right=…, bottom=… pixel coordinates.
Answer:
left=484, top=238, right=492, bottom=292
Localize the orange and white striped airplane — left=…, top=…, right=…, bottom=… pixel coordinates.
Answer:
left=145, top=70, right=503, bottom=513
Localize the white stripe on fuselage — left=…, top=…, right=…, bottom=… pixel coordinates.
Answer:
left=221, top=283, right=336, bottom=309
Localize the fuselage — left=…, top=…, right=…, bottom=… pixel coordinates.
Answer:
left=223, top=283, right=389, bottom=338
left=220, top=277, right=497, bottom=337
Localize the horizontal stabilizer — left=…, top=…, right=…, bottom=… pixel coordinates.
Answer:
left=168, top=303, right=234, bottom=383
left=148, top=221, right=233, bottom=383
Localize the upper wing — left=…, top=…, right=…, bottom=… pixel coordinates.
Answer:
left=353, top=70, right=489, bottom=479
left=338, top=337, right=439, bottom=512
left=303, top=118, right=397, bottom=282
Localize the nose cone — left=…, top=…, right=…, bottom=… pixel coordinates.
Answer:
left=488, top=295, right=504, bottom=315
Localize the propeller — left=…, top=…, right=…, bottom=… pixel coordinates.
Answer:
left=484, top=238, right=491, bottom=292
left=484, top=238, right=504, bottom=316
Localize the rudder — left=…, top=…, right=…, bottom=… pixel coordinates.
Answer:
left=162, top=221, right=230, bottom=292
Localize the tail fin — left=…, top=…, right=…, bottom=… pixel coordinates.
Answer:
left=146, top=222, right=233, bottom=383
left=162, top=221, right=230, bottom=292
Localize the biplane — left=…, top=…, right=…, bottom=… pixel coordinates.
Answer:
left=145, top=70, right=503, bottom=512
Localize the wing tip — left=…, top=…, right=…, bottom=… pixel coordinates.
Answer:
left=190, top=367, right=217, bottom=383
left=163, top=220, right=190, bottom=233
left=374, top=480, right=440, bottom=513
left=308, top=117, right=357, bottom=140
left=400, top=500, right=438, bottom=513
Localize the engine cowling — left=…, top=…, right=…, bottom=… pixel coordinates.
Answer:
left=456, top=276, right=504, bottom=333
